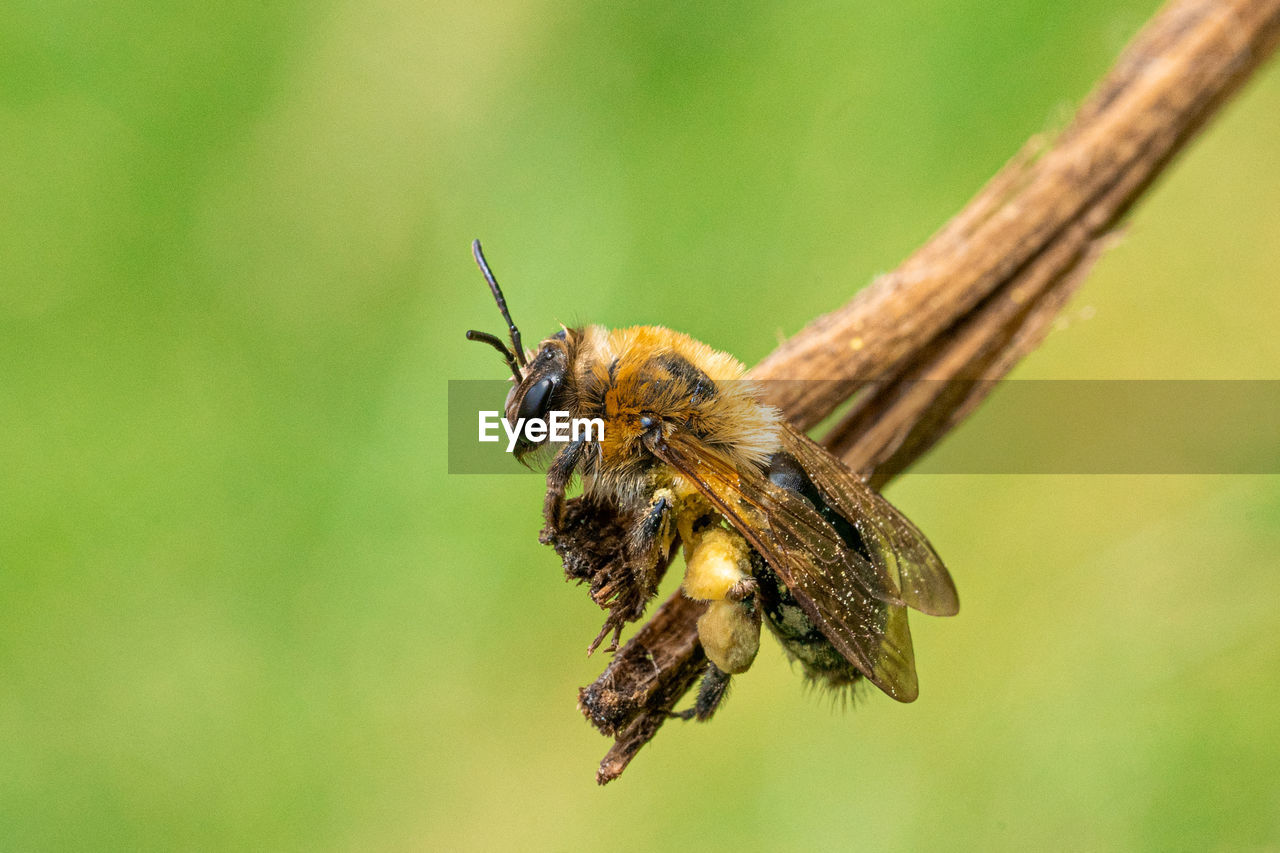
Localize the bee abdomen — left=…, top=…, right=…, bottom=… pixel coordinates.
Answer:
left=765, top=452, right=868, bottom=557
left=752, top=554, right=862, bottom=688
left=757, top=451, right=869, bottom=689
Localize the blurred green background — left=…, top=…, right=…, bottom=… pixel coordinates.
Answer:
left=3, top=0, right=1279, bottom=849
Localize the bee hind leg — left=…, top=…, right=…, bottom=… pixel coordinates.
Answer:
left=673, top=663, right=732, bottom=721
left=726, top=576, right=758, bottom=602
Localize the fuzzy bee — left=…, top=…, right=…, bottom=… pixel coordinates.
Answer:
left=466, top=240, right=958, bottom=718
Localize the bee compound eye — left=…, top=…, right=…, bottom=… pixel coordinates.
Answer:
left=517, top=377, right=556, bottom=422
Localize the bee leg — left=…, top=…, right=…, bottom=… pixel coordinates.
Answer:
left=694, top=663, right=732, bottom=720
left=539, top=437, right=586, bottom=544
left=682, top=525, right=762, bottom=678
left=682, top=525, right=753, bottom=603
left=726, top=576, right=759, bottom=602
left=584, top=489, right=676, bottom=656
left=672, top=663, right=732, bottom=721
left=628, top=488, right=675, bottom=567
left=697, top=597, right=761, bottom=675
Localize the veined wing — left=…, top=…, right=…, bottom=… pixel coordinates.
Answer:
left=779, top=423, right=959, bottom=617
left=646, top=430, right=919, bottom=701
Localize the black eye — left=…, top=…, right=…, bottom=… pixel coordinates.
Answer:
left=517, top=377, right=556, bottom=422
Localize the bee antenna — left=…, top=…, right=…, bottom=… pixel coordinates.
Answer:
left=471, top=239, right=527, bottom=368
left=465, top=330, right=523, bottom=383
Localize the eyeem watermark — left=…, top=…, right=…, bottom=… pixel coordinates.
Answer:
left=450, top=379, right=1280, bottom=474
left=478, top=410, right=606, bottom=452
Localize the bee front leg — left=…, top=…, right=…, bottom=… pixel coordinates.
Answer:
left=585, top=487, right=677, bottom=656
left=539, top=437, right=585, bottom=544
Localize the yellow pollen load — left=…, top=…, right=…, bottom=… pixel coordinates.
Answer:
left=697, top=600, right=760, bottom=674
left=682, top=526, right=750, bottom=601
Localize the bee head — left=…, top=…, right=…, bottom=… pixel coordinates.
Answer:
left=464, top=240, right=574, bottom=460
left=503, top=329, right=573, bottom=460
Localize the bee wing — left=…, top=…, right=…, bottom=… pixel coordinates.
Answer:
left=645, top=430, right=919, bottom=702
left=779, top=423, right=960, bottom=617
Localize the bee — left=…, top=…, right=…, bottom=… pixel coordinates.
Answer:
left=465, top=240, right=958, bottom=718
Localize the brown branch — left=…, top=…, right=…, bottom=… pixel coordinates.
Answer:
left=581, top=0, right=1280, bottom=784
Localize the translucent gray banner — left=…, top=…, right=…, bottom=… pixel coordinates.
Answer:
left=447, top=380, right=1280, bottom=474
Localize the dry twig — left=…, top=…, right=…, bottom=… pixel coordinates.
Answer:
left=580, top=0, right=1280, bottom=784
